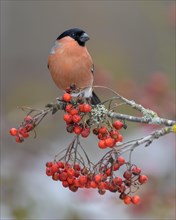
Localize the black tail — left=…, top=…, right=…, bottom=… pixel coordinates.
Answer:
left=91, top=91, right=101, bottom=105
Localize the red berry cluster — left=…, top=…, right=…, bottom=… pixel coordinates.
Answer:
left=9, top=87, right=149, bottom=205
left=62, top=93, right=92, bottom=138
left=46, top=155, right=148, bottom=205
left=62, top=92, right=124, bottom=149
left=93, top=120, right=123, bottom=149
left=9, top=115, right=34, bottom=143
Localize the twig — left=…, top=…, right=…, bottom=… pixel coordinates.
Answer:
left=115, top=126, right=173, bottom=154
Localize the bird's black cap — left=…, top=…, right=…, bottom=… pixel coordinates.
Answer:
left=57, top=28, right=90, bottom=46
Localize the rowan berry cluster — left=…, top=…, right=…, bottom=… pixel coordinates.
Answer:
left=9, top=102, right=58, bottom=143
left=9, top=115, right=34, bottom=143
left=62, top=92, right=92, bottom=138
left=93, top=120, right=123, bottom=149
left=45, top=152, right=148, bottom=205
left=62, top=90, right=124, bottom=149
left=9, top=86, right=149, bottom=205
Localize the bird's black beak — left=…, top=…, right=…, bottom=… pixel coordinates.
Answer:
left=79, top=33, right=90, bottom=43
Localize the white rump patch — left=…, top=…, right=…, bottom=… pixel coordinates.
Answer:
left=71, top=87, right=92, bottom=98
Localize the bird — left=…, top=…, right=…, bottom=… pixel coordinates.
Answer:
left=48, top=28, right=100, bottom=105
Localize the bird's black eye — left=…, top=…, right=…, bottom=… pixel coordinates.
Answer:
left=73, top=32, right=81, bottom=39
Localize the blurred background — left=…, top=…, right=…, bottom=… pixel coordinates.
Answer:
left=1, top=1, right=176, bottom=219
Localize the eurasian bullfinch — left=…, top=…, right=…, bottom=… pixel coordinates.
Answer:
left=48, top=28, right=100, bottom=105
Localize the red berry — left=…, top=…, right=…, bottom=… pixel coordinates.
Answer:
left=98, top=182, right=106, bottom=190
left=78, top=175, right=88, bottom=185
left=52, top=173, right=60, bottom=181
left=65, top=104, right=73, bottom=113
left=46, top=161, right=53, bottom=167
left=46, top=167, right=53, bottom=176
left=105, top=137, right=115, bottom=148
left=117, top=156, right=125, bottom=165
left=117, top=134, right=123, bottom=142
left=74, top=171, right=80, bottom=178
left=18, top=127, right=29, bottom=138
left=73, top=163, right=81, bottom=171
left=62, top=181, right=69, bottom=188
left=64, top=163, right=71, bottom=171
left=70, top=108, right=78, bottom=116
left=123, top=195, right=131, bottom=205
left=24, top=115, right=33, bottom=123
left=22, top=132, right=29, bottom=138
left=62, top=93, right=72, bottom=102
left=74, top=125, right=82, bottom=134
left=81, top=127, right=90, bottom=138
left=67, top=177, right=75, bottom=185
left=19, top=127, right=27, bottom=134
left=83, top=104, right=92, bottom=112
left=59, top=172, right=68, bottom=181
left=108, top=183, right=118, bottom=192
left=132, top=166, right=141, bottom=175
left=90, top=180, right=97, bottom=188
left=131, top=195, right=141, bottom=205
left=106, top=168, right=112, bottom=176
left=9, top=128, right=18, bottom=136
left=94, top=174, right=102, bottom=183
left=99, top=126, right=107, bottom=134
left=69, top=185, right=78, bottom=192
left=110, top=130, right=119, bottom=139
left=67, top=168, right=75, bottom=177
left=123, top=170, right=132, bottom=179
left=52, top=163, right=59, bottom=172
left=78, top=104, right=85, bottom=112
left=113, top=163, right=120, bottom=171
left=138, top=175, right=148, bottom=184
left=98, top=189, right=106, bottom=195
left=72, top=114, right=82, bottom=123
left=57, top=161, right=64, bottom=169
left=113, top=177, right=122, bottom=185
left=98, top=140, right=107, bottom=149
left=63, top=114, right=73, bottom=123
left=85, top=181, right=91, bottom=188
left=113, top=120, right=124, bottom=130
left=117, top=184, right=126, bottom=193
left=25, top=123, right=33, bottom=131
left=93, top=128, right=99, bottom=135
left=73, top=179, right=80, bottom=187
left=97, top=133, right=107, bottom=140
left=15, top=135, right=24, bottom=143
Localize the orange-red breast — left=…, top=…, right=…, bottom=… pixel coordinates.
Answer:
left=48, top=28, right=100, bottom=104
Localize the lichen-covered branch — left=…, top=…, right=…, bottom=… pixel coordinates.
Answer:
left=108, top=111, right=176, bottom=126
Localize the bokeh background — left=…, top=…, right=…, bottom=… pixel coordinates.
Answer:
left=1, top=1, right=176, bottom=219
